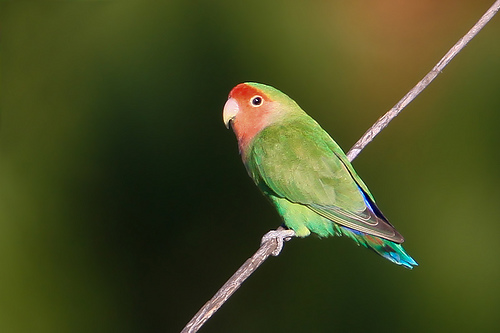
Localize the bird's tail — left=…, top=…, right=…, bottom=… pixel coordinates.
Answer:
left=339, top=227, right=418, bottom=269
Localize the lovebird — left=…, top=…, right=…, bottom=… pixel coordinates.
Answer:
left=223, top=82, right=417, bottom=268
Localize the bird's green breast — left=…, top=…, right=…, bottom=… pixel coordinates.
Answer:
left=244, top=116, right=369, bottom=215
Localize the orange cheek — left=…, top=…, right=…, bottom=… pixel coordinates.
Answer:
left=230, top=107, right=266, bottom=150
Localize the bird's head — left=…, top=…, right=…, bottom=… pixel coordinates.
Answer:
left=223, top=82, right=298, bottom=152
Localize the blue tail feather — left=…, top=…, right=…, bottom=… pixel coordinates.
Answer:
left=341, top=227, right=418, bottom=269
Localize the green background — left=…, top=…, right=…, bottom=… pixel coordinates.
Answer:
left=2, top=1, right=500, bottom=332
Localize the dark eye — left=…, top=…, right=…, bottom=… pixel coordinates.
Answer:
left=251, top=96, right=263, bottom=107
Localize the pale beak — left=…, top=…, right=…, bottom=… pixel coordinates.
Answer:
left=223, top=98, right=239, bottom=129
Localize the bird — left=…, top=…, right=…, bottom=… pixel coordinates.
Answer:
left=223, top=82, right=417, bottom=268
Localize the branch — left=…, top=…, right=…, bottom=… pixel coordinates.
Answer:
left=346, top=0, right=500, bottom=161
left=181, top=2, right=500, bottom=332
left=181, top=227, right=291, bottom=333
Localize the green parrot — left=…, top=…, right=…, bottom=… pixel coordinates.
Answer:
left=223, top=82, right=417, bottom=268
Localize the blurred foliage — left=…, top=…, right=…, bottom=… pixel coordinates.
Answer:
left=1, top=1, right=500, bottom=332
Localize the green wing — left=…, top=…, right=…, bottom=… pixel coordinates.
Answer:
left=246, top=116, right=404, bottom=243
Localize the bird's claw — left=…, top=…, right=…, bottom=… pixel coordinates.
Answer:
left=261, top=229, right=296, bottom=256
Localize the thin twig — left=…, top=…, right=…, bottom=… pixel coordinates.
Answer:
left=181, top=227, right=289, bottom=333
left=346, top=0, right=500, bottom=161
left=181, top=2, right=500, bottom=332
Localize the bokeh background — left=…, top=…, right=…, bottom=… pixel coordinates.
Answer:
left=2, top=1, right=500, bottom=332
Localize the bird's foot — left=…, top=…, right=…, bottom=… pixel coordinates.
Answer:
left=261, top=228, right=296, bottom=256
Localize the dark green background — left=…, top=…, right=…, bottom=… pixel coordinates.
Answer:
left=2, top=1, right=500, bottom=332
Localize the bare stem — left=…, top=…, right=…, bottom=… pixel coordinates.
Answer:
left=346, top=0, right=500, bottom=161
left=181, top=227, right=290, bottom=333
left=181, top=2, right=500, bottom=332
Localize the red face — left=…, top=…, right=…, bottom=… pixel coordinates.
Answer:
left=223, top=83, right=274, bottom=153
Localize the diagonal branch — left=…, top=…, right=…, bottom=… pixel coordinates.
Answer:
left=181, top=227, right=291, bottom=333
left=346, top=0, right=500, bottom=161
left=181, top=2, right=500, bottom=332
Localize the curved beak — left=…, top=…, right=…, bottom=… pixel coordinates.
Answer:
left=223, top=98, right=239, bottom=129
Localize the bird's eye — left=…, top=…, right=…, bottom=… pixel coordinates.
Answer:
left=250, top=96, right=263, bottom=107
